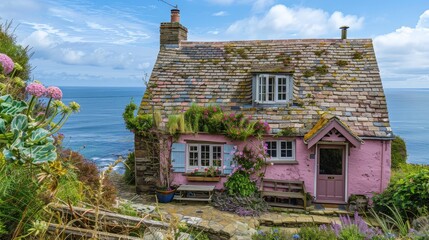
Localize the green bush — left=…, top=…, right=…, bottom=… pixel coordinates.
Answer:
left=391, top=136, right=407, bottom=169
left=123, top=101, right=153, bottom=133
left=224, top=171, right=257, bottom=197
left=0, top=22, right=31, bottom=81
left=373, top=168, right=429, bottom=219
left=123, top=152, right=135, bottom=184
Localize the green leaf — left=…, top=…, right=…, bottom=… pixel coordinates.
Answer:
left=0, top=94, right=12, bottom=103
left=0, top=99, right=28, bottom=115
left=11, top=114, right=28, bottom=133
left=29, top=128, right=50, bottom=143
left=0, top=118, right=5, bottom=134
left=2, top=149, right=15, bottom=161
left=20, top=143, right=57, bottom=163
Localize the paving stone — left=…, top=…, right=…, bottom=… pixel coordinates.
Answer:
left=312, top=215, right=332, bottom=224
left=296, top=216, right=314, bottom=223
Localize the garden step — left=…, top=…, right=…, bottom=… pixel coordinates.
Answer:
left=259, top=214, right=338, bottom=227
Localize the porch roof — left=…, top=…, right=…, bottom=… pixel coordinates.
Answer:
left=304, top=114, right=363, bottom=149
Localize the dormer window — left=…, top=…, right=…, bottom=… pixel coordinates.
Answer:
left=255, top=74, right=293, bottom=104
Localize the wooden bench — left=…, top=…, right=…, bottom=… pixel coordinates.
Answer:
left=174, top=185, right=215, bottom=202
left=260, top=178, right=307, bottom=210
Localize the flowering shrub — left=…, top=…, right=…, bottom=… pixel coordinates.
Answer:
left=25, top=82, right=46, bottom=97
left=0, top=52, right=26, bottom=98
left=224, top=144, right=268, bottom=197
left=0, top=53, right=14, bottom=74
left=46, top=86, right=63, bottom=100
left=125, top=103, right=271, bottom=140
left=0, top=81, right=79, bottom=164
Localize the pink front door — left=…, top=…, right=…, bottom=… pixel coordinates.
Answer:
left=316, top=145, right=346, bottom=202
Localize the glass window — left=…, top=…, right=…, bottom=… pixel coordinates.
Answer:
left=187, top=144, right=223, bottom=171
left=255, top=74, right=292, bottom=103
left=265, top=140, right=295, bottom=161
left=189, top=145, right=199, bottom=166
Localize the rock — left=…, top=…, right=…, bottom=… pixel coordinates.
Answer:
left=132, top=203, right=156, bottom=214
left=143, top=227, right=166, bottom=240
left=181, top=215, right=202, bottom=225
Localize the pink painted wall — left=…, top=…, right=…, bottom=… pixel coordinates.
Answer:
left=170, top=133, right=391, bottom=200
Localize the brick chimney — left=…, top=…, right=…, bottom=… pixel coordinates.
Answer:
left=160, top=9, right=188, bottom=48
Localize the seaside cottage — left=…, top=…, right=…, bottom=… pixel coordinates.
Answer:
left=135, top=9, right=393, bottom=203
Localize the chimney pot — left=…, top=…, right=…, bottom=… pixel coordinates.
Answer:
left=340, top=26, right=349, bottom=40
left=171, top=9, right=180, bottom=23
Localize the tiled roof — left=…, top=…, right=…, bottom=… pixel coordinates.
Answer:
left=139, top=39, right=392, bottom=138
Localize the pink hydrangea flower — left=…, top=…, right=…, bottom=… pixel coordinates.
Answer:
left=0, top=53, right=14, bottom=75
left=46, top=86, right=63, bottom=100
left=26, top=83, right=46, bottom=97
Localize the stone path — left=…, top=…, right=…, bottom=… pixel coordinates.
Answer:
left=110, top=173, right=351, bottom=239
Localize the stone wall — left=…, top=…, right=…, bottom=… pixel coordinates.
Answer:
left=134, top=134, right=159, bottom=193
left=160, top=22, right=187, bottom=47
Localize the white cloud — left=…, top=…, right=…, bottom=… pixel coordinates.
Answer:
left=374, top=10, right=429, bottom=88
left=213, top=11, right=227, bottom=16
left=22, top=30, right=57, bottom=49
left=226, top=5, right=364, bottom=38
left=252, top=0, right=275, bottom=11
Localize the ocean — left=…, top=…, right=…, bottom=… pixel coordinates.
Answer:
left=58, top=87, right=429, bottom=172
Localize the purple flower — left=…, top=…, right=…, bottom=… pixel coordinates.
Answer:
left=26, top=83, right=46, bottom=97
left=0, top=53, right=14, bottom=75
left=292, top=234, right=300, bottom=239
left=46, top=86, right=63, bottom=100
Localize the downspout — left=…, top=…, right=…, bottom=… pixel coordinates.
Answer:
left=380, top=141, right=384, bottom=192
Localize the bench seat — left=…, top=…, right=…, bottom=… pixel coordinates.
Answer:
left=260, top=178, right=307, bottom=210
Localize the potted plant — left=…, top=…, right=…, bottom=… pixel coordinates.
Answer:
left=155, top=137, right=176, bottom=203
left=186, top=165, right=222, bottom=182
left=155, top=165, right=176, bottom=203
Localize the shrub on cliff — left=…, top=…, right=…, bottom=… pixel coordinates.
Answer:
left=391, top=136, right=407, bottom=169
left=372, top=168, right=429, bottom=220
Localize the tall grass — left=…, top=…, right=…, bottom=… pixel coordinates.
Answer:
left=0, top=164, right=45, bottom=239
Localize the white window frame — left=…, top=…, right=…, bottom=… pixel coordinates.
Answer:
left=255, top=74, right=292, bottom=104
left=186, top=144, right=223, bottom=172
left=265, top=140, right=295, bottom=161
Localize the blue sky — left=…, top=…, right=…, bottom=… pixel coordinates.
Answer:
left=1, top=0, right=429, bottom=88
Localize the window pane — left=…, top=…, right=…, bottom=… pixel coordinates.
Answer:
left=268, top=76, right=275, bottom=101
left=287, top=150, right=293, bottom=157
left=201, top=145, right=210, bottom=166
left=261, top=76, right=267, bottom=101
left=266, top=141, right=277, bottom=158
left=189, top=146, right=199, bottom=166
left=277, top=77, right=287, bottom=101
left=212, top=146, right=222, bottom=166
left=280, top=141, right=287, bottom=157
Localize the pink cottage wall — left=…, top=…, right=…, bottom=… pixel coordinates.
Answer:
left=170, top=134, right=391, bottom=200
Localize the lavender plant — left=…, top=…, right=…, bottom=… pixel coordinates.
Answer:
left=211, top=191, right=269, bottom=217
